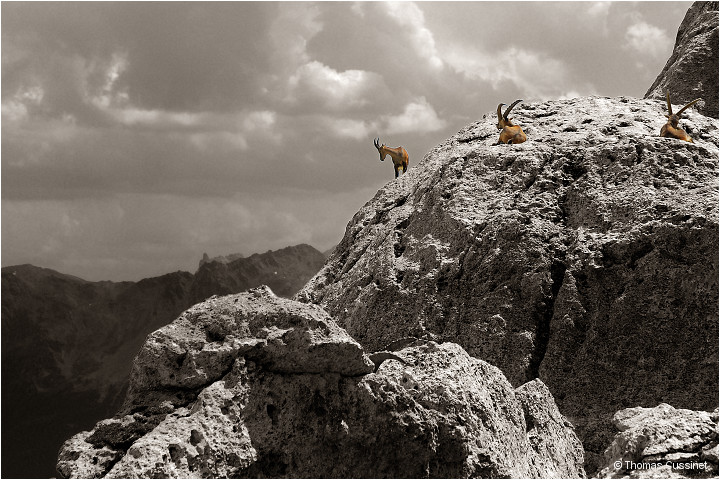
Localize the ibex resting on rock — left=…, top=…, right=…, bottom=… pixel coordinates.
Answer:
left=660, top=91, right=701, bottom=143
left=374, top=137, right=409, bottom=179
left=496, top=100, right=527, bottom=145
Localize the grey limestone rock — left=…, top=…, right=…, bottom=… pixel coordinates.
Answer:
left=296, top=95, right=719, bottom=473
left=57, top=288, right=585, bottom=478
left=597, top=403, right=719, bottom=478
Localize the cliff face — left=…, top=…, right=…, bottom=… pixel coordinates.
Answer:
left=58, top=288, right=585, bottom=478
left=645, top=1, right=719, bottom=117
left=1, top=244, right=325, bottom=479
left=297, top=95, right=719, bottom=471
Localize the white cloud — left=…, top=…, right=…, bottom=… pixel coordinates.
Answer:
left=350, top=2, right=365, bottom=18
left=324, top=117, right=373, bottom=140
left=2, top=84, right=44, bottom=122
left=187, top=131, right=248, bottom=152
left=242, top=110, right=277, bottom=133
left=624, top=21, right=672, bottom=59
left=287, top=61, right=384, bottom=110
left=585, top=2, right=612, bottom=35
left=265, top=5, right=387, bottom=113
left=382, top=2, right=443, bottom=70
left=443, top=45, right=592, bottom=100
left=2, top=99, right=29, bottom=122
left=383, top=97, right=447, bottom=135
left=88, top=52, right=129, bottom=109
left=587, top=1, right=611, bottom=18
left=186, top=110, right=280, bottom=152
left=95, top=107, right=280, bottom=154
left=111, top=108, right=204, bottom=127
left=267, top=4, right=323, bottom=71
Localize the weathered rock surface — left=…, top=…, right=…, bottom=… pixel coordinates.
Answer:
left=645, top=1, right=719, bottom=118
left=296, top=95, right=719, bottom=472
left=57, top=287, right=586, bottom=478
left=597, top=403, right=719, bottom=478
left=2, top=244, right=325, bottom=478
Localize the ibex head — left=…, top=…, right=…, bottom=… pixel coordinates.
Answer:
left=497, top=100, right=523, bottom=129
left=665, top=91, right=700, bottom=128
left=374, top=137, right=387, bottom=161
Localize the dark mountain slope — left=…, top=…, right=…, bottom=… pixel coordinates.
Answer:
left=1, top=244, right=325, bottom=478
left=190, top=244, right=327, bottom=302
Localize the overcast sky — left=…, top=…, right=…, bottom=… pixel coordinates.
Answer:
left=2, top=1, right=691, bottom=281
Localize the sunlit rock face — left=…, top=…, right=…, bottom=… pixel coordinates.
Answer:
left=297, top=95, right=719, bottom=472
left=57, top=288, right=586, bottom=478
left=645, top=1, right=719, bottom=118
left=597, top=403, right=719, bottom=479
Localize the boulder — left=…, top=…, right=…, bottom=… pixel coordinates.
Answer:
left=296, top=95, right=719, bottom=473
left=645, top=1, right=719, bottom=118
left=597, top=403, right=719, bottom=478
left=120, top=285, right=375, bottom=413
left=57, top=288, right=585, bottom=478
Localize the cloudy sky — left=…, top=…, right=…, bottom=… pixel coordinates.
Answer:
left=2, top=1, right=691, bottom=281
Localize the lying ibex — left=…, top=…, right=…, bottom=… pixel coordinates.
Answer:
left=660, top=91, right=701, bottom=143
left=374, top=137, right=409, bottom=178
left=496, top=100, right=527, bottom=145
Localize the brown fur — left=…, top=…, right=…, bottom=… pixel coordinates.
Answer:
left=660, top=91, right=701, bottom=143
left=496, top=100, right=527, bottom=145
left=374, top=138, right=409, bottom=178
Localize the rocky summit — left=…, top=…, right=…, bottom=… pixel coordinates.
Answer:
left=297, top=95, right=719, bottom=472
left=57, top=287, right=585, bottom=478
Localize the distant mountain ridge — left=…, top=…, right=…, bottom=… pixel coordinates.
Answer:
left=192, top=245, right=329, bottom=300
left=1, top=244, right=326, bottom=479
left=199, top=251, right=245, bottom=268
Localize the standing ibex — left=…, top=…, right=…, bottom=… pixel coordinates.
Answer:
left=660, top=91, right=701, bottom=143
left=374, top=137, right=409, bottom=179
left=496, top=100, right=527, bottom=145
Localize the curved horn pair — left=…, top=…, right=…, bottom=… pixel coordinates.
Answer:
left=374, top=137, right=381, bottom=149
left=497, top=100, right=523, bottom=121
left=666, top=90, right=701, bottom=117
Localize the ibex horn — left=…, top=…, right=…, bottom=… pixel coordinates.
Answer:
left=676, top=98, right=702, bottom=116
left=504, top=100, right=523, bottom=120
